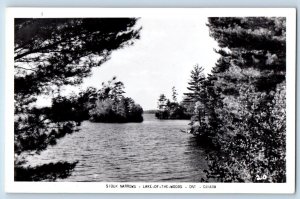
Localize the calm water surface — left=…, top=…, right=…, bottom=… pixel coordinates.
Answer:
left=27, top=114, right=207, bottom=182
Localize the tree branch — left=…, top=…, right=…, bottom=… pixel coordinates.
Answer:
left=15, top=66, right=37, bottom=72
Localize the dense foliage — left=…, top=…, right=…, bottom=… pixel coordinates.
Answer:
left=87, top=77, right=144, bottom=123
left=189, top=17, right=286, bottom=182
left=155, top=87, right=192, bottom=120
left=14, top=18, right=140, bottom=181
left=181, top=65, right=208, bottom=124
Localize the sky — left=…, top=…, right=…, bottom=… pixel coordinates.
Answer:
left=38, top=17, right=220, bottom=110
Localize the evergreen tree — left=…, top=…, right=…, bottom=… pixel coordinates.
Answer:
left=14, top=18, right=141, bottom=181
left=157, top=94, right=168, bottom=110
left=155, top=90, right=191, bottom=120
left=183, top=64, right=206, bottom=102
left=208, top=17, right=286, bottom=91
left=193, top=17, right=286, bottom=182
left=172, top=86, right=178, bottom=103
left=182, top=65, right=210, bottom=134
left=97, top=76, right=125, bottom=103
left=88, top=78, right=143, bottom=123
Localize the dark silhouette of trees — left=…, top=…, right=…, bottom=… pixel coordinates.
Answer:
left=157, top=94, right=168, bottom=110
left=15, top=161, right=78, bottom=181
left=155, top=87, right=191, bottom=120
left=155, top=94, right=169, bottom=119
left=14, top=18, right=141, bottom=181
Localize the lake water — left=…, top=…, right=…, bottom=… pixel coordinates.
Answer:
left=26, top=114, right=208, bottom=182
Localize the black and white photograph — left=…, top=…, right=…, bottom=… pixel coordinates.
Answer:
left=5, top=8, right=296, bottom=193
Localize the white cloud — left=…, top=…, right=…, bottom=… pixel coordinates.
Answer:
left=55, top=17, right=220, bottom=110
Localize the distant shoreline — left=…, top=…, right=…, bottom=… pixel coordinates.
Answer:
left=143, top=110, right=157, bottom=114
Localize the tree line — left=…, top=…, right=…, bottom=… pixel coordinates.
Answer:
left=185, top=17, right=286, bottom=182
left=14, top=17, right=286, bottom=183
left=155, top=65, right=206, bottom=120
left=69, top=76, right=143, bottom=123
left=155, top=86, right=192, bottom=120
left=14, top=18, right=141, bottom=181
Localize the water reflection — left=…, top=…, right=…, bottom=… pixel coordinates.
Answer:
left=184, top=136, right=209, bottom=182
left=25, top=114, right=208, bottom=182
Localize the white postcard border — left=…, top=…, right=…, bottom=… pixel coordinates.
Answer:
left=5, top=8, right=296, bottom=193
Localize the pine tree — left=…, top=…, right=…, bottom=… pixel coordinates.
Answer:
left=183, top=64, right=206, bottom=102
left=172, top=86, right=178, bottom=103
left=198, top=17, right=286, bottom=182
left=157, top=94, right=168, bottom=110
left=14, top=18, right=141, bottom=181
